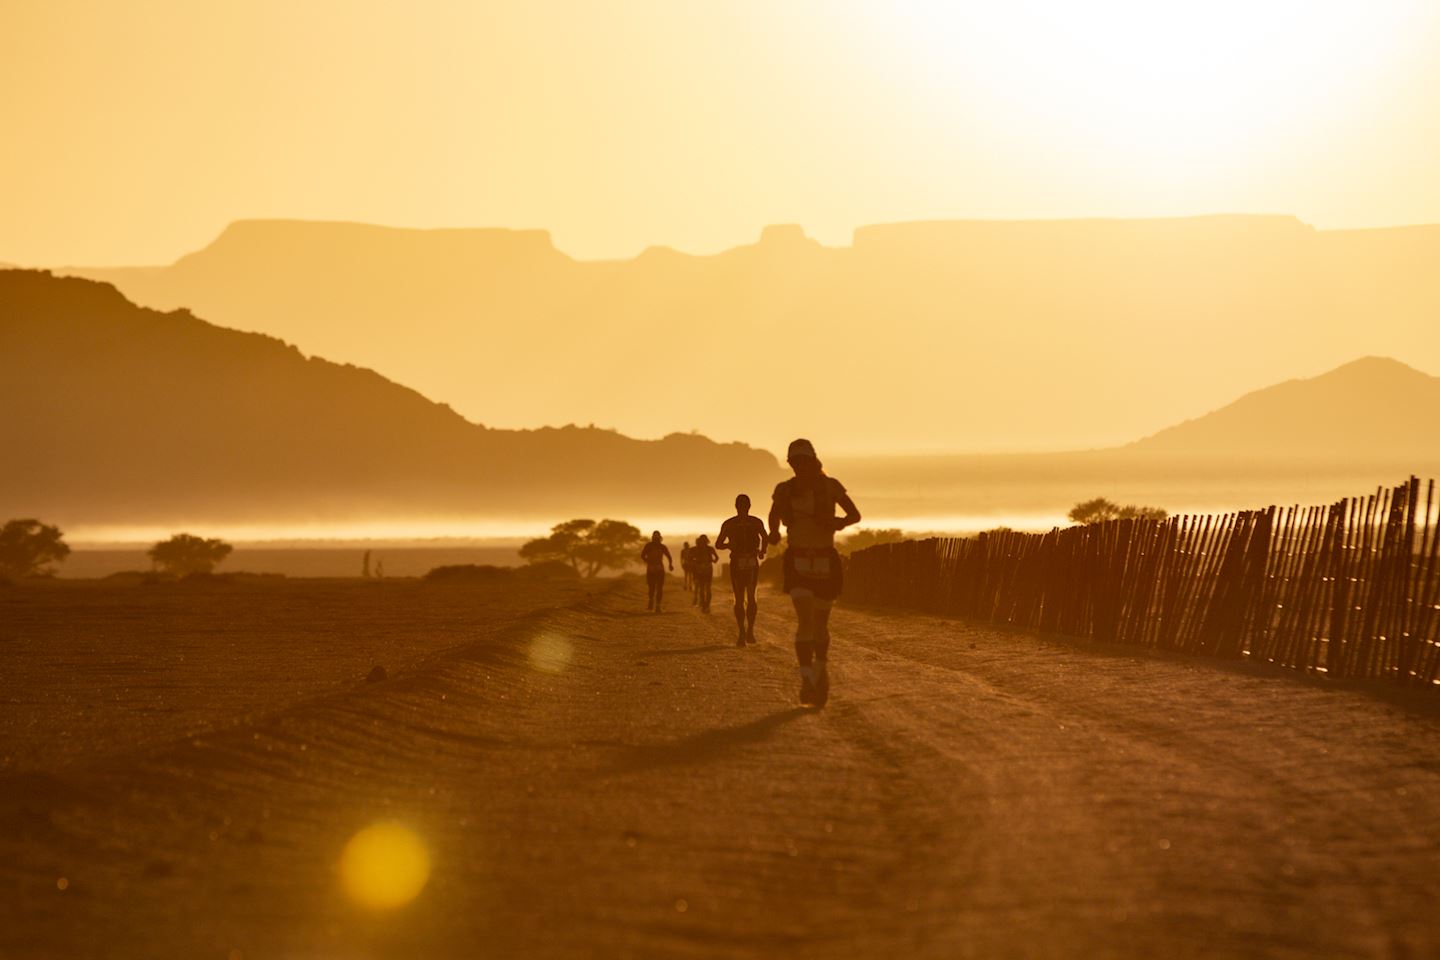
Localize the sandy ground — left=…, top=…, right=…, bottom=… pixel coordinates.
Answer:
left=4, top=575, right=1440, bottom=959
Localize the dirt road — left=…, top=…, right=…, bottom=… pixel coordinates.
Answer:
left=5, top=576, right=1440, bottom=959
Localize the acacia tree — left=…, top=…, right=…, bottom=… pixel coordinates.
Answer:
left=148, top=533, right=234, bottom=576
left=519, top=519, right=596, bottom=572
left=574, top=520, right=643, bottom=577
left=520, top=518, right=642, bottom=577
left=839, top=528, right=907, bottom=555
left=1068, top=498, right=1167, bottom=524
left=0, top=519, right=70, bottom=578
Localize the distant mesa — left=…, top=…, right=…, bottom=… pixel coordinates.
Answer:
left=201, top=218, right=561, bottom=258
left=757, top=223, right=814, bottom=246
left=0, top=269, right=781, bottom=528
left=55, top=214, right=1440, bottom=455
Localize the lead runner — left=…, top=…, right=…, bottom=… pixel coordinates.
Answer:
left=767, top=439, right=861, bottom=706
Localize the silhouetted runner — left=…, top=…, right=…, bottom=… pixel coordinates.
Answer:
left=689, top=534, right=719, bottom=614
left=767, top=438, right=861, bottom=707
left=715, top=494, right=768, bottom=646
left=680, top=541, right=694, bottom=596
left=639, top=531, right=674, bottom=612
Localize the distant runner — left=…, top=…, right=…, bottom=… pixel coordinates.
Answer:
left=689, top=534, right=719, bottom=614
left=768, top=438, right=861, bottom=707
left=639, top=531, right=674, bottom=612
left=680, top=541, right=695, bottom=595
left=715, top=494, right=768, bottom=647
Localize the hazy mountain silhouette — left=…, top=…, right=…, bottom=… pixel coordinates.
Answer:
left=1123, top=357, right=1440, bottom=457
left=831, top=356, right=1440, bottom=520
left=63, top=216, right=1440, bottom=454
left=0, top=270, right=781, bottom=528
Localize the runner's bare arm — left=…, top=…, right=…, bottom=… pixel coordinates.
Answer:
left=767, top=491, right=783, bottom=546
left=662, top=545, right=673, bottom=570
left=834, top=491, right=862, bottom=532
left=715, top=522, right=731, bottom=552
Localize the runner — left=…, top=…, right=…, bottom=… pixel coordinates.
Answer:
left=680, top=541, right=694, bottom=596
left=767, top=438, right=861, bottom=707
left=638, top=531, right=674, bottom=612
left=715, top=494, right=768, bottom=647
left=689, top=534, right=719, bottom=614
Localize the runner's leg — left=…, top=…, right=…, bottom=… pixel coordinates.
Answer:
left=811, top=595, right=834, bottom=703
left=791, top=587, right=818, bottom=663
left=813, top=597, right=832, bottom=660
left=744, top=570, right=759, bottom=639
left=730, top=566, right=746, bottom=641
left=791, top=587, right=818, bottom=702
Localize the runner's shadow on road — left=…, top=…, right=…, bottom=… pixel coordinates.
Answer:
left=635, top=644, right=728, bottom=657
left=602, top=707, right=811, bottom=776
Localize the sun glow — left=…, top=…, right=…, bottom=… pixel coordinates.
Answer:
left=870, top=1, right=1428, bottom=181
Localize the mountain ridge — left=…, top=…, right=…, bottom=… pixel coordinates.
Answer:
left=0, top=269, right=782, bottom=528
left=60, top=213, right=1397, bottom=270
left=1122, top=356, right=1440, bottom=458
left=57, top=215, right=1440, bottom=455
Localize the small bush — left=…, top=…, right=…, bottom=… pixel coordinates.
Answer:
left=839, top=528, right=907, bottom=555
left=1068, top=498, right=1168, bottom=524
left=103, top=570, right=151, bottom=585
left=513, top=560, right=581, bottom=581
left=149, top=533, right=233, bottom=576
left=0, top=519, right=70, bottom=578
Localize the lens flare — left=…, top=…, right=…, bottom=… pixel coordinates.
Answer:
left=339, top=822, right=431, bottom=909
left=527, top=633, right=574, bottom=673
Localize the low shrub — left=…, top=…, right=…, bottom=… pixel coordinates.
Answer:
left=513, top=560, right=581, bottom=581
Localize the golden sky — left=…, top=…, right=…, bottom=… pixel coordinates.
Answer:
left=4, top=0, right=1439, bottom=266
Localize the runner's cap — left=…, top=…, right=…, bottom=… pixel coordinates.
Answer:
left=787, top=438, right=818, bottom=461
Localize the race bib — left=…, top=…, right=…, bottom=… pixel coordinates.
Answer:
left=793, top=554, right=832, bottom=577
left=734, top=556, right=759, bottom=571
